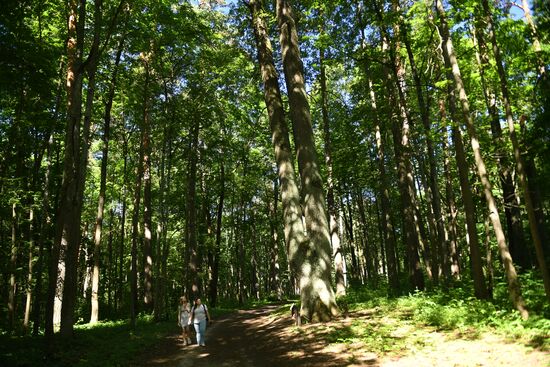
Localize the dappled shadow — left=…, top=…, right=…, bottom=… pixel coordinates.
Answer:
left=130, top=304, right=379, bottom=367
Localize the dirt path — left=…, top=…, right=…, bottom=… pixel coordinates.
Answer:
left=130, top=305, right=550, bottom=367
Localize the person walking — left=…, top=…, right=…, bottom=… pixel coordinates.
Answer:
left=177, top=296, right=192, bottom=345
left=190, top=298, right=211, bottom=346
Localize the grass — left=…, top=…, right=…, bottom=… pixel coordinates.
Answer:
left=316, top=274, right=550, bottom=355
left=0, top=316, right=178, bottom=367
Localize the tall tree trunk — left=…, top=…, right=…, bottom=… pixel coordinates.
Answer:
left=247, top=0, right=307, bottom=299
left=376, top=11, right=424, bottom=290
left=439, top=101, right=460, bottom=279
left=8, top=203, right=19, bottom=333
left=130, top=135, right=144, bottom=330
left=437, top=17, right=489, bottom=300
left=481, top=0, right=550, bottom=301
left=141, top=54, right=154, bottom=310
left=435, top=0, right=528, bottom=318
left=46, top=0, right=86, bottom=338
left=186, top=111, right=200, bottom=299
left=472, top=21, right=529, bottom=269
left=276, top=0, right=338, bottom=321
left=117, top=137, right=128, bottom=313
left=90, top=33, right=124, bottom=324
left=363, top=58, right=400, bottom=293
left=209, top=162, right=224, bottom=307
left=402, top=19, right=447, bottom=283
left=23, top=209, right=34, bottom=333
left=319, top=46, right=345, bottom=297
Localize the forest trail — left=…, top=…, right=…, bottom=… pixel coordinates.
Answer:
left=130, top=304, right=550, bottom=367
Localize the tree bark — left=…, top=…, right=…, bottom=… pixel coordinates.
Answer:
left=435, top=0, right=528, bottom=318
left=276, top=0, right=338, bottom=321
left=471, top=21, right=529, bottom=269
left=141, top=53, right=154, bottom=310
left=90, top=32, right=124, bottom=324
left=319, top=46, right=345, bottom=297
left=481, top=0, right=550, bottom=301
left=247, top=0, right=307, bottom=300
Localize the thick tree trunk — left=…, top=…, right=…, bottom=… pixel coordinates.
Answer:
left=436, top=0, right=528, bottom=318
left=276, top=0, right=338, bottom=321
left=481, top=0, right=550, bottom=301
left=247, top=0, right=307, bottom=297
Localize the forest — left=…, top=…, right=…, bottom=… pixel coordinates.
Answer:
left=0, top=0, right=549, bottom=365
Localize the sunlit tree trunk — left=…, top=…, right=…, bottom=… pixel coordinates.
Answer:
left=248, top=0, right=307, bottom=297
left=481, top=0, right=550, bottom=301
left=435, top=0, right=528, bottom=318
left=471, top=21, right=529, bottom=269
left=276, top=0, right=338, bottom=321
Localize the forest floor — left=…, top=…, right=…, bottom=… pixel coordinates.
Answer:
left=129, top=304, right=550, bottom=367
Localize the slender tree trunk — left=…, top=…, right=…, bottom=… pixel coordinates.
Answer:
left=141, top=54, right=154, bottom=309
left=209, top=162, right=224, bottom=307
left=117, top=137, right=128, bottom=313
left=319, top=47, right=345, bottom=297
left=435, top=0, right=528, bottom=318
left=130, top=133, right=144, bottom=330
left=402, top=20, right=447, bottom=283
left=481, top=0, right=550, bottom=301
left=363, top=60, right=399, bottom=293
left=186, top=113, right=200, bottom=299
left=439, top=101, right=461, bottom=279
left=8, top=203, right=19, bottom=333
left=375, top=3, right=424, bottom=290
left=23, top=209, right=34, bottom=333
left=472, top=22, right=529, bottom=269
left=90, top=34, right=124, bottom=324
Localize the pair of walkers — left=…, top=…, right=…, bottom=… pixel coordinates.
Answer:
left=178, top=296, right=212, bottom=346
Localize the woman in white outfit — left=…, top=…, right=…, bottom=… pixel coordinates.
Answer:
left=177, top=296, right=192, bottom=345
left=190, top=298, right=211, bottom=346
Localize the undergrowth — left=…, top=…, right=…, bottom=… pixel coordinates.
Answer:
left=332, top=271, right=550, bottom=352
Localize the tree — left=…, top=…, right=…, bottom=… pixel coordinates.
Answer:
left=276, top=0, right=339, bottom=321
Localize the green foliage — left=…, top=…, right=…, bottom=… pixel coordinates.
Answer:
left=329, top=278, right=550, bottom=352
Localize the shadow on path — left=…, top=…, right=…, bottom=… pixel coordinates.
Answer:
left=130, top=305, right=361, bottom=367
